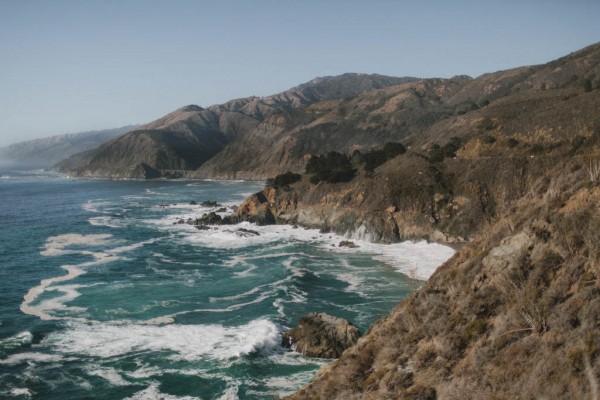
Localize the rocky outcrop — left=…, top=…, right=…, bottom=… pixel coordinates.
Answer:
left=286, top=156, right=600, bottom=400
left=282, top=313, right=361, bottom=358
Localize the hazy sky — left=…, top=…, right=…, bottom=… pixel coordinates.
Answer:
left=0, top=0, right=598, bottom=146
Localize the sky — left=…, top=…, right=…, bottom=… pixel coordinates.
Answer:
left=0, top=0, right=599, bottom=146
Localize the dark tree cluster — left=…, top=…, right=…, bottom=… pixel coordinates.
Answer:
left=267, top=171, right=302, bottom=188
left=306, top=151, right=355, bottom=184
left=360, top=142, right=407, bottom=172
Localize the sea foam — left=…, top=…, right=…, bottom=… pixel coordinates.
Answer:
left=46, top=318, right=280, bottom=361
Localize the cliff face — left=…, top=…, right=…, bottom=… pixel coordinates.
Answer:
left=226, top=45, right=600, bottom=399
left=285, top=158, right=600, bottom=399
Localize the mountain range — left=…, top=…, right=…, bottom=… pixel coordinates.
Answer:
left=0, top=125, right=137, bottom=167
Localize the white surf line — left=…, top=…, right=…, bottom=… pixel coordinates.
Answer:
left=20, top=234, right=161, bottom=322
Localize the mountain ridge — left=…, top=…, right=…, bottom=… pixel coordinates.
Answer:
left=0, top=125, right=137, bottom=167
left=55, top=73, right=418, bottom=178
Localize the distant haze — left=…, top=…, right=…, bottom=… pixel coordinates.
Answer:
left=0, top=0, right=599, bottom=146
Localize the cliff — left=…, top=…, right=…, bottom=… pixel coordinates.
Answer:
left=285, top=156, right=600, bottom=399
left=224, top=43, right=600, bottom=398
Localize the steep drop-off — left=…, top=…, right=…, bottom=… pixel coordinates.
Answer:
left=226, top=43, right=600, bottom=399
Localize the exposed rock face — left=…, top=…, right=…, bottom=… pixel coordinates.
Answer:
left=282, top=313, right=361, bottom=358
left=286, top=165, right=600, bottom=399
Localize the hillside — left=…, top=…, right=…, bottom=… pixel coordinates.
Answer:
left=57, top=74, right=416, bottom=178
left=222, top=42, right=600, bottom=399
left=197, top=43, right=600, bottom=180
left=0, top=125, right=136, bottom=167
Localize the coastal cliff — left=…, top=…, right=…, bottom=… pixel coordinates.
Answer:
left=225, top=44, right=600, bottom=399
left=283, top=157, right=600, bottom=399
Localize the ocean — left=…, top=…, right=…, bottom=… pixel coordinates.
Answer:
left=0, top=165, right=454, bottom=399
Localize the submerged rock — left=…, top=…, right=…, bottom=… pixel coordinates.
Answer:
left=338, top=240, right=358, bottom=248
left=282, top=313, right=361, bottom=358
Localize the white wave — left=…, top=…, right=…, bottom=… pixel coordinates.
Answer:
left=0, top=352, right=64, bottom=365
left=217, top=384, right=240, bottom=400
left=22, top=234, right=159, bottom=322
left=88, top=216, right=128, bottom=228
left=0, top=331, right=33, bottom=350
left=125, top=382, right=200, bottom=400
left=10, top=388, right=32, bottom=397
left=46, top=318, right=280, bottom=361
left=86, top=367, right=130, bottom=386
left=265, top=370, right=320, bottom=397
left=144, top=188, right=163, bottom=195
left=40, top=233, right=116, bottom=257
left=82, top=199, right=113, bottom=214
left=111, top=238, right=161, bottom=254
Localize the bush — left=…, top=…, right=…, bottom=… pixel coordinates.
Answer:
left=482, top=135, right=496, bottom=144
left=428, top=144, right=445, bottom=163
left=442, top=137, right=462, bottom=158
left=306, top=151, right=355, bottom=184
left=507, top=138, right=519, bottom=148
left=361, top=142, right=406, bottom=172
left=268, top=171, right=301, bottom=188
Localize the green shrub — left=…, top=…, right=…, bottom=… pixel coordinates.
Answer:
left=507, top=138, right=519, bottom=148
left=482, top=135, right=496, bottom=144
left=268, top=171, right=301, bottom=188
left=428, top=144, right=445, bottom=163
left=306, top=151, right=355, bottom=184
left=361, top=142, right=406, bottom=172
left=442, top=137, right=462, bottom=158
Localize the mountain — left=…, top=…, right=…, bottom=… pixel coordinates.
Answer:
left=56, top=74, right=418, bottom=178
left=224, top=42, right=600, bottom=399
left=0, top=125, right=137, bottom=167
left=196, top=43, right=600, bottom=180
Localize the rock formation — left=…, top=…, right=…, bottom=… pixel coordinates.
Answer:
left=282, top=313, right=361, bottom=358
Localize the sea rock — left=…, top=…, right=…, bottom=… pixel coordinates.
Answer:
left=201, top=200, right=221, bottom=207
left=189, top=200, right=198, bottom=205
left=338, top=240, right=358, bottom=248
left=195, top=225, right=211, bottom=230
left=234, top=228, right=260, bottom=237
left=198, top=212, right=223, bottom=225
left=282, top=313, right=361, bottom=358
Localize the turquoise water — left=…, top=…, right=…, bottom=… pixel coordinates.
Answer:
left=0, top=166, right=453, bottom=399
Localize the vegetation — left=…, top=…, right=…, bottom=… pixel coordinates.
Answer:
left=360, top=142, right=407, bottom=172
left=306, top=151, right=355, bottom=184
left=266, top=171, right=301, bottom=188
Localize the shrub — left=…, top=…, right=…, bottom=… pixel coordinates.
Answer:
left=269, top=171, right=301, bottom=188
left=306, top=151, right=355, bottom=184
left=530, top=144, right=544, bottom=154
left=482, top=135, right=496, bottom=144
left=428, top=144, right=445, bottom=163
left=442, top=137, right=462, bottom=158
left=361, top=142, right=406, bottom=172
left=507, top=138, right=519, bottom=148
